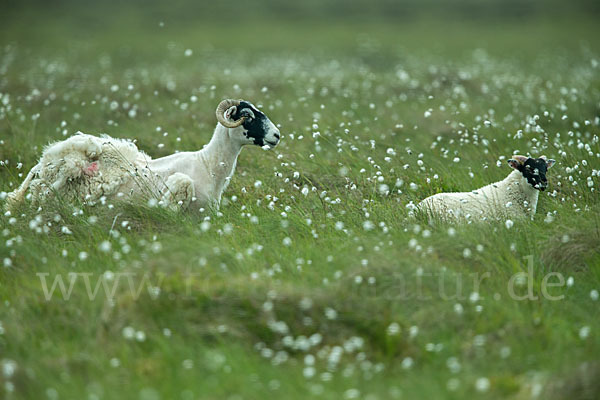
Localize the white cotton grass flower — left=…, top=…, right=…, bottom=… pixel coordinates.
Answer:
left=401, top=357, right=414, bottom=369
left=386, top=322, right=401, bottom=336
left=473, top=335, right=486, bottom=347
left=579, top=326, right=591, bottom=339
left=299, top=297, right=313, bottom=310
left=475, top=377, right=490, bottom=392
left=378, top=184, right=389, bottom=195
left=135, top=330, right=146, bottom=342
left=447, top=378, right=460, bottom=391
left=446, top=357, right=461, bottom=373
left=303, top=366, right=315, bottom=379
left=409, top=325, right=419, bottom=338
left=2, top=359, right=17, bottom=378
left=505, top=219, right=514, bottom=229
left=325, top=308, right=337, bottom=320
left=122, top=326, right=135, bottom=340
left=200, top=221, right=211, bottom=232
left=567, top=276, right=574, bottom=287
left=343, top=389, right=360, bottom=399
left=99, top=241, right=112, bottom=252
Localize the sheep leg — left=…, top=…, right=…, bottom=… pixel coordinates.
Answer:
left=43, top=134, right=102, bottom=161
left=5, top=163, right=41, bottom=211
left=161, top=172, right=195, bottom=209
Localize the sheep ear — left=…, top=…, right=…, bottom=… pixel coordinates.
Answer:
left=546, top=159, right=556, bottom=168
left=512, top=155, right=528, bottom=164
left=239, top=107, right=255, bottom=119
left=508, top=159, right=521, bottom=169
left=224, top=106, right=237, bottom=122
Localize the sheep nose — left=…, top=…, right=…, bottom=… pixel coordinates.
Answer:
left=274, top=132, right=280, bottom=140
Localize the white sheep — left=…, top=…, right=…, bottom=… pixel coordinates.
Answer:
left=6, top=99, right=280, bottom=210
left=417, top=155, right=555, bottom=222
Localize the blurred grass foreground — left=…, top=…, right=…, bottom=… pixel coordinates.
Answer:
left=1, top=0, right=600, bottom=399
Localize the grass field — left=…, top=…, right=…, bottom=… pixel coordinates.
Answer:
left=1, top=7, right=600, bottom=400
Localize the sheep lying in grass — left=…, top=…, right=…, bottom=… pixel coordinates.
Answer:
left=417, top=155, right=555, bottom=222
left=6, top=99, right=280, bottom=210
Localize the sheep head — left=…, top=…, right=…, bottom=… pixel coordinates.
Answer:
left=216, top=99, right=281, bottom=149
left=508, top=155, right=556, bottom=191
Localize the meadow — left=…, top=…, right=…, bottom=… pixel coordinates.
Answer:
left=0, top=8, right=599, bottom=400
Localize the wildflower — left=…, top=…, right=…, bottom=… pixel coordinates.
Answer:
left=386, top=322, right=401, bottom=336
left=475, top=377, right=490, bottom=392
left=99, top=241, right=112, bottom=252
left=401, top=357, right=413, bottom=369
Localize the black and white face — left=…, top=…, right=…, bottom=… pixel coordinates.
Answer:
left=223, top=101, right=281, bottom=148
left=508, top=155, right=555, bottom=191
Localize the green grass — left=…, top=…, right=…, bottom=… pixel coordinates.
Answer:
left=1, top=11, right=599, bottom=400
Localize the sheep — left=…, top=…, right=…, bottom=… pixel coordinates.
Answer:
left=5, top=99, right=281, bottom=210
left=416, top=155, right=556, bottom=222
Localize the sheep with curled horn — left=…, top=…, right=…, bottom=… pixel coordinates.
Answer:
left=5, top=99, right=281, bottom=210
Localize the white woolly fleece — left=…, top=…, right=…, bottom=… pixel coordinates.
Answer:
left=6, top=123, right=256, bottom=210
left=418, top=170, right=541, bottom=221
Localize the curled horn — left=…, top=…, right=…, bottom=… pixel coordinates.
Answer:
left=215, top=99, right=245, bottom=128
